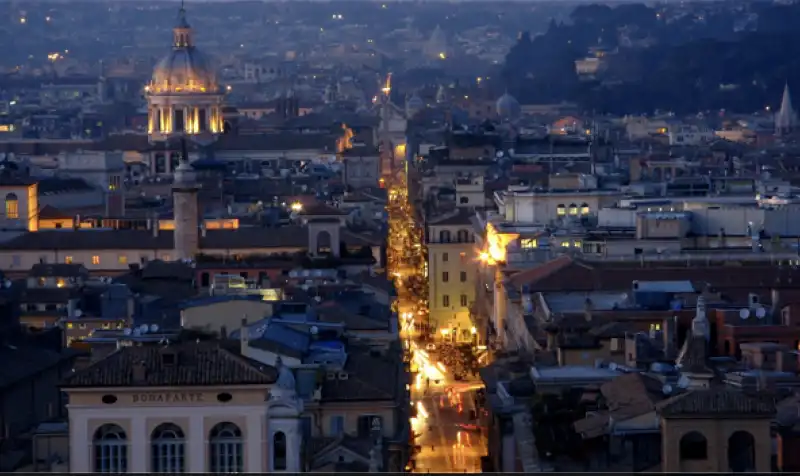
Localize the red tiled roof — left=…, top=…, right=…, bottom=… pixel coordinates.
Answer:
left=508, top=257, right=800, bottom=293
left=507, top=255, right=576, bottom=289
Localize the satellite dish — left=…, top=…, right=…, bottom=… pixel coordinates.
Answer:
left=755, top=307, right=766, bottom=319
left=74, top=309, right=82, bottom=318
left=739, top=308, right=750, bottom=319
left=508, top=148, right=515, bottom=156
left=608, top=362, right=618, bottom=371
left=123, top=328, right=132, bottom=336
left=495, top=150, right=504, bottom=158
left=310, top=325, right=319, bottom=335
left=150, top=323, right=160, bottom=333
left=662, top=384, right=673, bottom=395
left=3, top=280, right=11, bottom=288
left=139, top=324, right=149, bottom=334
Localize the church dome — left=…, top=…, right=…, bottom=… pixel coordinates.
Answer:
left=148, top=8, right=219, bottom=95
left=496, top=92, right=521, bottom=119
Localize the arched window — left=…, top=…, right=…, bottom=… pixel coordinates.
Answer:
left=209, top=422, right=243, bottom=473
left=568, top=203, right=578, bottom=216
left=5, top=193, right=18, bottom=219
left=556, top=204, right=566, bottom=216
left=728, top=430, right=756, bottom=472
left=679, top=431, right=707, bottom=460
left=439, top=230, right=451, bottom=243
left=456, top=229, right=469, bottom=243
left=580, top=202, right=590, bottom=215
left=93, top=424, right=127, bottom=473
left=273, top=431, right=287, bottom=470
left=151, top=423, right=186, bottom=473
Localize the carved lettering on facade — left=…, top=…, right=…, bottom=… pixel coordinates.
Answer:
left=131, top=393, right=205, bottom=404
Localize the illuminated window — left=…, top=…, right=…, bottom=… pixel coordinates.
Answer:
left=568, top=203, right=578, bottom=215
left=561, top=241, right=571, bottom=247
left=56, top=278, right=65, bottom=288
left=580, top=203, right=590, bottom=215
left=162, top=255, right=171, bottom=261
left=92, top=256, right=100, bottom=265
left=118, top=255, right=128, bottom=265
left=65, top=256, right=73, bottom=264
left=650, top=323, right=661, bottom=332
left=556, top=204, right=566, bottom=216
left=520, top=238, right=538, bottom=249
left=4, top=192, right=18, bottom=219
left=66, top=322, right=74, bottom=329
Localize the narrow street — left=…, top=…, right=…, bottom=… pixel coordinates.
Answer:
left=384, top=156, right=487, bottom=473
left=408, top=349, right=486, bottom=473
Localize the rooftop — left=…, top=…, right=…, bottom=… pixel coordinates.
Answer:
left=62, top=341, right=277, bottom=388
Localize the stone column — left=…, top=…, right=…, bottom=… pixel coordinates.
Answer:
left=70, top=416, right=89, bottom=473
left=188, top=414, right=205, bottom=472
left=130, top=416, right=147, bottom=472
left=286, top=426, right=302, bottom=472
left=246, top=413, right=263, bottom=472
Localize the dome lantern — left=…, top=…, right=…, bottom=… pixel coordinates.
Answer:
left=173, top=4, right=193, bottom=48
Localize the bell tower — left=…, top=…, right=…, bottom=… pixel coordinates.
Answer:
left=172, top=138, right=200, bottom=261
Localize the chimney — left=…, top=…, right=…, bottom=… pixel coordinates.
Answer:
left=132, top=361, right=147, bottom=383
left=772, top=288, right=781, bottom=318
left=239, top=316, right=249, bottom=351
left=663, top=315, right=677, bottom=358
left=748, top=293, right=760, bottom=309
left=73, top=214, right=81, bottom=230
left=200, top=222, right=207, bottom=238
left=67, top=298, right=78, bottom=319
left=220, top=325, right=228, bottom=339
left=584, top=296, right=594, bottom=323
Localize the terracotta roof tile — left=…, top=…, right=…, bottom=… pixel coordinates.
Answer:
left=62, top=341, right=277, bottom=388
left=0, top=226, right=379, bottom=251
left=508, top=255, right=576, bottom=289
left=508, top=258, right=800, bottom=293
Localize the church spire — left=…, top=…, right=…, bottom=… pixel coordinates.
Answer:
left=776, top=82, right=797, bottom=136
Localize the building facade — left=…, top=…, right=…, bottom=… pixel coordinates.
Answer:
left=62, top=343, right=305, bottom=473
